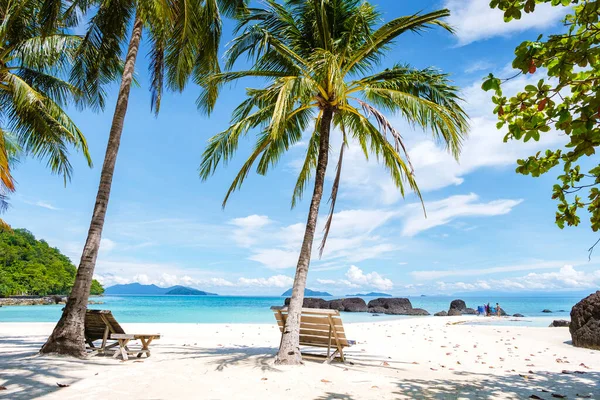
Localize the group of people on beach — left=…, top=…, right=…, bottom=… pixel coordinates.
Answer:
left=481, top=302, right=502, bottom=317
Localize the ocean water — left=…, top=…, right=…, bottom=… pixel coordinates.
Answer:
left=0, top=295, right=583, bottom=327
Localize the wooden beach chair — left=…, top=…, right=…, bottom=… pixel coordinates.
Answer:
left=84, top=309, right=160, bottom=361
left=271, top=306, right=354, bottom=363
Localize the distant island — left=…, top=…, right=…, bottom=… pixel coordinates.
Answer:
left=281, top=288, right=332, bottom=297
left=105, top=283, right=217, bottom=296
left=346, top=292, right=392, bottom=297
left=0, top=228, right=103, bottom=297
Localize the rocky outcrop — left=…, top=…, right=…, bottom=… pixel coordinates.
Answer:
left=284, top=297, right=328, bottom=309
left=0, top=296, right=67, bottom=306
left=449, top=299, right=467, bottom=312
left=448, top=308, right=462, bottom=316
left=434, top=311, right=448, bottom=317
left=408, top=308, right=430, bottom=316
left=570, top=291, right=600, bottom=350
left=464, top=308, right=477, bottom=315
left=367, top=298, right=413, bottom=314
left=339, top=298, right=368, bottom=312
left=549, top=320, right=570, bottom=327
left=282, top=296, right=429, bottom=316
left=513, top=313, right=525, bottom=318
left=542, top=309, right=553, bottom=313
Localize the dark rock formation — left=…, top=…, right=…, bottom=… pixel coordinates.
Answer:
left=408, top=308, right=430, bottom=316
left=463, top=308, right=477, bottom=315
left=448, top=308, right=462, bottom=316
left=570, top=291, right=600, bottom=350
left=434, top=311, right=448, bottom=317
left=542, top=309, right=553, bottom=313
left=513, top=313, right=525, bottom=318
left=367, top=298, right=413, bottom=314
left=449, top=299, right=467, bottom=311
left=284, top=297, right=329, bottom=309
left=549, top=320, right=570, bottom=327
left=340, top=298, right=368, bottom=312
left=498, top=307, right=508, bottom=316
left=328, top=299, right=344, bottom=311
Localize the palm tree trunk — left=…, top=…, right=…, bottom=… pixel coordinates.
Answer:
left=40, top=13, right=144, bottom=357
left=275, top=107, right=333, bottom=365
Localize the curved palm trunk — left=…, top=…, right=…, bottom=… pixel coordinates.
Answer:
left=40, top=14, right=144, bottom=357
left=275, top=107, right=333, bottom=365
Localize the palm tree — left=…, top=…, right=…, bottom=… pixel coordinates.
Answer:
left=198, top=0, right=469, bottom=365
left=0, top=0, right=93, bottom=227
left=40, top=0, right=247, bottom=357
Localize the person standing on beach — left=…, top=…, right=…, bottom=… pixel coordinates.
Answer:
left=496, top=303, right=501, bottom=317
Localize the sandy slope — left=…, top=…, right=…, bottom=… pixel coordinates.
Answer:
left=0, top=317, right=598, bottom=399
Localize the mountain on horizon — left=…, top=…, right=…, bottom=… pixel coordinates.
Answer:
left=346, top=292, right=392, bottom=297
left=105, top=283, right=217, bottom=296
left=281, top=288, right=332, bottom=297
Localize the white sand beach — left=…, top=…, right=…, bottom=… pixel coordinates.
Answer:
left=1, top=317, right=598, bottom=400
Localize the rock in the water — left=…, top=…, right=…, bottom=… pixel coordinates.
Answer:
left=513, top=313, right=525, bottom=317
left=367, top=298, right=413, bottom=315
left=448, top=308, right=462, bottom=316
left=570, top=291, right=600, bottom=350
left=340, top=298, right=368, bottom=312
left=463, top=308, right=477, bottom=315
left=434, top=311, right=448, bottom=317
left=449, top=299, right=467, bottom=312
left=284, top=297, right=328, bottom=309
left=407, top=308, right=430, bottom=316
left=498, top=307, right=508, bottom=316
left=542, top=309, right=553, bottom=313
left=549, top=320, right=570, bottom=327
left=328, top=299, right=344, bottom=311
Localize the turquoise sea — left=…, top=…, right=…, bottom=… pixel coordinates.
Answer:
left=0, top=295, right=583, bottom=327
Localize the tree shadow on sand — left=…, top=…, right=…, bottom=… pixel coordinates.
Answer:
left=391, top=370, right=600, bottom=399
left=0, top=335, right=119, bottom=400
left=154, top=344, right=282, bottom=372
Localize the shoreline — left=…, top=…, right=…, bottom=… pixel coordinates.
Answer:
left=1, top=317, right=597, bottom=399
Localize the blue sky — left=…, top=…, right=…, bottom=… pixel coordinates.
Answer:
left=6, top=0, right=600, bottom=295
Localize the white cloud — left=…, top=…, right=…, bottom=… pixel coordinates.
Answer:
left=248, top=249, right=299, bottom=269
left=26, top=200, right=60, bottom=210
left=464, top=60, right=495, bottom=74
left=445, top=0, right=567, bottom=45
left=237, top=275, right=294, bottom=288
left=345, top=265, right=393, bottom=291
left=315, top=266, right=393, bottom=291
left=411, top=260, right=570, bottom=280
left=434, top=265, right=600, bottom=293
left=100, top=238, right=116, bottom=253
left=229, top=215, right=272, bottom=247
left=401, top=193, right=522, bottom=237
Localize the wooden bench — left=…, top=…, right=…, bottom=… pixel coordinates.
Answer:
left=271, top=306, right=354, bottom=363
left=85, top=310, right=160, bottom=361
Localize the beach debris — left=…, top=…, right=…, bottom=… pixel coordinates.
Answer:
left=519, top=374, right=532, bottom=379
left=56, top=383, right=70, bottom=388
left=320, top=379, right=331, bottom=383
left=579, top=363, right=590, bottom=369
left=551, top=394, right=566, bottom=399
left=261, top=378, right=268, bottom=381
left=576, top=394, right=592, bottom=398
left=0, top=386, right=6, bottom=390
left=133, top=360, right=143, bottom=363
left=528, top=395, right=543, bottom=399
left=411, top=361, right=419, bottom=365
left=457, top=361, right=461, bottom=365
left=382, top=361, right=390, bottom=366
left=430, top=368, right=438, bottom=371
left=371, top=386, right=379, bottom=389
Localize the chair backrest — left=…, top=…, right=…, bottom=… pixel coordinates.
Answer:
left=271, top=306, right=349, bottom=348
left=84, top=310, right=126, bottom=341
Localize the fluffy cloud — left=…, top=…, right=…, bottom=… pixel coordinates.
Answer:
left=229, top=215, right=272, bottom=247
left=411, top=260, right=568, bottom=280
left=445, top=0, right=567, bottom=45
left=434, top=265, right=600, bottom=292
left=401, top=193, right=522, bottom=237
left=237, top=275, right=294, bottom=288
left=316, top=266, right=393, bottom=292
left=100, top=238, right=117, bottom=253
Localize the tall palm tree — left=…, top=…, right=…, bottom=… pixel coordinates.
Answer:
left=40, top=0, right=248, bottom=357
left=198, top=0, right=469, bottom=365
left=0, top=0, right=94, bottom=227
